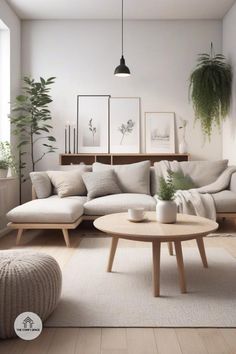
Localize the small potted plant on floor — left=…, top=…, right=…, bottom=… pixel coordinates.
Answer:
left=156, top=171, right=177, bottom=223
left=0, top=141, right=16, bottom=178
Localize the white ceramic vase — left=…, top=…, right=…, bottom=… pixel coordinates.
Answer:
left=0, top=169, right=8, bottom=178
left=179, top=138, right=188, bottom=154
left=156, top=200, right=177, bottom=224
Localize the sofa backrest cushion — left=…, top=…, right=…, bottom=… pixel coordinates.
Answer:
left=30, top=172, right=52, bottom=199
left=60, top=164, right=92, bottom=172
left=47, top=167, right=89, bottom=198
left=153, top=160, right=228, bottom=192
left=82, top=170, right=122, bottom=201
left=93, top=160, right=151, bottom=195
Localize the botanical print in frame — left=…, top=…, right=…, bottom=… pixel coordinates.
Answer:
left=77, top=95, right=110, bottom=153
left=145, top=112, right=175, bottom=153
left=110, top=97, right=140, bottom=153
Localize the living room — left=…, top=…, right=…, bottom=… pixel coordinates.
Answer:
left=1, top=0, right=236, bottom=352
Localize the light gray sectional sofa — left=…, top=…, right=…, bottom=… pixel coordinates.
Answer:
left=7, top=160, right=236, bottom=246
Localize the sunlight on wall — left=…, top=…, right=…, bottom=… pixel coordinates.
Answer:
left=0, top=20, right=10, bottom=142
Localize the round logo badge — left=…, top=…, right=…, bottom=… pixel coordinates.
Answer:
left=14, top=312, right=42, bottom=340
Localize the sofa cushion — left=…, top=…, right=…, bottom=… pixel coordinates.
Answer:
left=93, top=161, right=151, bottom=195
left=30, top=172, right=52, bottom=199
left=212, top=191, right=236, bottom=213
left=82, top=170, right=122, bottom=200
left=47, top=168, right=89, bottom=197
left=7, top=196, right=86, bottom=223
left=154, top=160, right=228, bottom=189
left=84, top=193, right=156, bottom=216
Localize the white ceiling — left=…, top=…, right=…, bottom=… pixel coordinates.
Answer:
left=6, top=0, right=236, bottom=20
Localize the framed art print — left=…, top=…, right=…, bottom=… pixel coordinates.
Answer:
left=145, top=112, right=175, bottom=153
left=77, top=95, right=110, bottom=153
left=110, top=97, right=140, bottom=153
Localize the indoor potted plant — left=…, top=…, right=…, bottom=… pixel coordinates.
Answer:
left=9, top=76, right=57, bottom=203
left=156, top=172, right=177, bottom=223
left=189, top=43, right=232, bottom=139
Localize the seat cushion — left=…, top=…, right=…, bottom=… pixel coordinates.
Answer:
left=84, top=193, right=156, bottom=216
left=212, top=190, right=236, bottom=213
left=93, top=161, right=151, bottom=195
left=7, top=196, right=87, bottom=223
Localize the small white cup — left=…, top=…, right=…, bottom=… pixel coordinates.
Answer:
left=128, top=208, right=145, bottom=221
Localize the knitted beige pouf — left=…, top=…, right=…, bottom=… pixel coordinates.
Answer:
left=0, top=251, right=62, bottom=339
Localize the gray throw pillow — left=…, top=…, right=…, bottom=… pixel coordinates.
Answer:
left=82, top=170, right=122, bottom=200
left=30, top=172, right=52, bottom=199
left=93, top=161, right=151, bottom=194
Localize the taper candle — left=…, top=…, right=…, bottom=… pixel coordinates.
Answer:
left=68, top=121, right=71, bottom=154
left=65, top=126, right=67, bottom=154
left=73, top=128, right=76, bottom=153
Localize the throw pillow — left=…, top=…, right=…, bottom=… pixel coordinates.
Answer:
left=92, top=160, right=151, bottom=194
left=82, top=170, right=122, bottom=200
left=30, top=172, right=52, bottom=199
left=47, top=168, right=88, bottom=198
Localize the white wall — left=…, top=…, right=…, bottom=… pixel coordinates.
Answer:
left=0, top=23, right=10, bottom=141
left=21, top=19, right=222, bottom=171
left=0, top=0, right=21, bottom=229
left=223, top=3, right=236, bottom=165
left=0, top=0, right=21, bottom=105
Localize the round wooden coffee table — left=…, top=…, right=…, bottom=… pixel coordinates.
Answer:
left=94, top=212, right=218, bottom=297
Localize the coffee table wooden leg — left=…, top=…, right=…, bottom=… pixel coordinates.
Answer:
left=152, top=241, right=161, bottom=297
left=196, top=237, right=208, bottom=268
left=174, top=241, right=187, bottom=293
left=107, top=237, right=119, bottom=272
left=168, top=242, right=174, bottom=256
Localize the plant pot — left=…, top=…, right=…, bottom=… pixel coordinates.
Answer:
left=179, top=138, right=188, bottom=154
left=156, top=200, right=177, bottom=224
left=0, top=169, right=8, bottom=178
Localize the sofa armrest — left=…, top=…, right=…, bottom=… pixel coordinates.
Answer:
left=230, top=172, right=236, bottom=193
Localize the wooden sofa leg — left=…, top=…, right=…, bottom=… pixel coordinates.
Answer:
left=62, top=229, right=70, bottom=247
left=16, top=229, right=24, bottom=245
left=168, top=242, right=174, bottom=256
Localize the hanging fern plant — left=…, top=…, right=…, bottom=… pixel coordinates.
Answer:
left=189, top=43, right=232, bottom=139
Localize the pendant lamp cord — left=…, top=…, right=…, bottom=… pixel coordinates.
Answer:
left=121, top=0, right=124, bottom=56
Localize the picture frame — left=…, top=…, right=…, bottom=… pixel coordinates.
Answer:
left=77, top=95, right=110, bottom=153
left=109, top=97, right=140, bottom=153
left=145, top=112, right=175, bottom=153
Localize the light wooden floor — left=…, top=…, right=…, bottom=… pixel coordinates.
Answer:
left=1, top=219, right=236, bottom=354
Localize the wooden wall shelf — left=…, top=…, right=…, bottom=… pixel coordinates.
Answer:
left=60, top=153, right=189, bottom=166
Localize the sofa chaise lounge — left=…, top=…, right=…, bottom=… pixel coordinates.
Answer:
left=7, top=160, right=236, bottom=247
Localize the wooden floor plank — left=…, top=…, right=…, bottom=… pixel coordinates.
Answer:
left=0, top=337, right=27, bottom=354
left=198, top=328, right=232, bottom=354
left=101, top=350, right=128, bottom=354
left=126, top=328, right=158, bottom=354
left=176, top=328, right=208, bottom=354
left=101, top=328, right=127, bottom=350
left=154, top=328, right=182, bottom=354
left=75, top=328, right=101, bottom=354
left=220, top=329, right=236, bottom=352
left=22, top=328, right=55, bottom=354
left=47, top=328, right=79, bottom=354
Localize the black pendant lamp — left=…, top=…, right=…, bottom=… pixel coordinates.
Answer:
left=114, top=0, right=131, bottom=77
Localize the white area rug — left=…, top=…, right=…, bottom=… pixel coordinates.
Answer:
left=45, top=238, right=236, bottom=327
